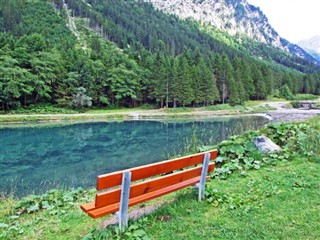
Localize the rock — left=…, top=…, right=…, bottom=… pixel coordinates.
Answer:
left=254, top=136, right=281, bottom=153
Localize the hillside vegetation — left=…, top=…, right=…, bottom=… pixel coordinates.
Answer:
left=0, top=0, right=319, bottom=111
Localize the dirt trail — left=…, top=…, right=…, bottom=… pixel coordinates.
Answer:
left=266, top=101, right=320, bottom=122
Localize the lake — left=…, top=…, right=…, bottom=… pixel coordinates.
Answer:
left=0, top=116, right=268, bottom=197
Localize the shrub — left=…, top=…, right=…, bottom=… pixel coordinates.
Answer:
left=72, top=87, right=92, bottom=109
left=290, top=101, right=300, bottom=108
left=279, top=84, right=294, bottom=100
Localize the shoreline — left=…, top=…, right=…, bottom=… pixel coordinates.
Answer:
left=0, top=101, right=319, bottom=124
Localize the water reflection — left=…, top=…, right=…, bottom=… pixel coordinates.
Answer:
left=0, top=116, right=268, bottom=196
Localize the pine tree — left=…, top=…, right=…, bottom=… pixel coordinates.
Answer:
left=176, top=56, right=194, bottom=107
left=150, top=52, right=168, bottom=108
left=241, top=60, right=254, bottom=100
left=215, top=54, right=235, bottom=103
left=169, top=57, right=180, bottom=108
left=252, top=65, right=267, bottom=100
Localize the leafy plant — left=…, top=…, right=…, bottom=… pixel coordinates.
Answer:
left=213, top=131, right=266, bottom=179
left=83, top=218, right=150, bottom=240
left=212, top=122, right=318, bottom=181
left=262, top=123, right=309, bottom=149
left=0, top=188, right=94, bottom=238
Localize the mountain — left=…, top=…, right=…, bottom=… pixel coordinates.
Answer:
left=145, top=0, right=281, bottom=47
left=297, top=36, right=320, bottom=61
left=0, top=0, right=319, bottom=111
left=145, top=0, right=319, bottom=65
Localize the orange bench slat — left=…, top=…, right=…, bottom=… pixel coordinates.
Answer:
left=88, top=176, right=205, bottom=218
left=96, top=149, right=218, bottom=190
left=95, top=163, right=215, bottom=208
left=80, top=201, right=96, bottom=213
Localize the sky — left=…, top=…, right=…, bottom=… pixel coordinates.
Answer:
left=246, top=0, right=320, bottom=43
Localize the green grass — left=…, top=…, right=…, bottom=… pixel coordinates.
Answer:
left=0, top=114, right=126, bottom=123
left=145, top=157, right=320, bottom=239
left=2, top=104, right=79, bottom=115
left=85, top=105, right=156, bottom=114
left=201, top=104, right=242, bottom=111
left=294, top=94, right=319, bottom=101
left=2, top=104, right=157, bottom=116
left=307, top=115, right=320, bottom=125
left=246, top=104, right=276, bottom=113
left=266, top=96, right=287, bottom=102
left=201, top=102, right=276, bottom=113
left=163, top=107, right=194, bottom=113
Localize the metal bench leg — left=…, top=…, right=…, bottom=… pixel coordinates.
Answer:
left=198, top=152, right=210, bottom=201
left=117, top=171, right=132, bottom=230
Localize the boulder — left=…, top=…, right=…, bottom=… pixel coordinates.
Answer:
left=254, top=136, right=281, bottom=153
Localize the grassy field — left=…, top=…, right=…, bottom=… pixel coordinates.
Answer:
left=145, top=157, right=320, bottom=239
left=1, top=118, right=319, bottom=239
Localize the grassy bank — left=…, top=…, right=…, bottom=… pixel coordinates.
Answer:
left=1, top=117, right=319, bottom=239
left=0, top=101, right=276, bottom=123
left=145, top=157, right=320, bottom=239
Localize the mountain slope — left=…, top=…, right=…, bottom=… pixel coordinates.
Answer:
left=146, top=0, right=281, bottom=47
left=0, top=0, right=319, bottom=111
left=66, top=0, right=319, bottom=73
left=297, top=36, right=320, bottom=61
left=145, top=0, right=319, bottom=65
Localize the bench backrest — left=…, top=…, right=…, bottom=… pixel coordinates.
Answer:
left=97, top=149, right=218, bottom=190
left=81, top=149, right=218, bottom=219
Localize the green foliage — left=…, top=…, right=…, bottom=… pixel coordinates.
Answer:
left=246, top=104, right=276, bottom=113
left=83, top=218, right=150, bottom=240
left=262, top=123, right=309, bottom=149
left=290, top=101, right=300, bottom=108
left=279, top=84, right=294, bottom=100
left=294, top=94, right=319, bottom=100
left=205, top=183, right=281, bottom=211
left=3, top=104, right=78, bottom=114
left=214, top=122, right=319, bottom=180
left=0, top=188, right=94, bottom=239
left=14, top=188, right=87, bottom=215
left=72, top=87, right=92, bottom=109
left=214, top=131, right=265, bottom=179
left=0, top=0, right=319, bottom=112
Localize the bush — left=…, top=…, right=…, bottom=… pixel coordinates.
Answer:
left=2, top=104, right=78, bottom=114
left=279, top=84, right=294, bottom=100
left=290, top=101, right=300, bottom=108
left=72, top=87, right=92, bottom=109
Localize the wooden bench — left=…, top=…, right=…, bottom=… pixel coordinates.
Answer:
left=80, top=149, right=218, bottom=229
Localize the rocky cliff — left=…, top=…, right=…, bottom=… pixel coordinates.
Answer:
left=146, top=0, right=319, bottom=64
left=297, top=36, right=320, bottom=61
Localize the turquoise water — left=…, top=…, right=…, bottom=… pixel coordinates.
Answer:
left=0, top=116, right=268, bottom=197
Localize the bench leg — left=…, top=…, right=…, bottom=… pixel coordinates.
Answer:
left=198, top=152, right=210, bottom=201
left=117, top=171, right=132, bottom=230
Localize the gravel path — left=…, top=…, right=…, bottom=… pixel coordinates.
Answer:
left=266, top=102, right=320, bottom=122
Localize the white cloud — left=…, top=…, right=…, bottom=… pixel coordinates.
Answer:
left=247, top=0, right=320, bottom=43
